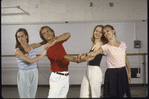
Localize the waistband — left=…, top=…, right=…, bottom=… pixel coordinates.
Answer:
left=53, top=71, right=69, bottom=76
left=107, top=66, right=125, bottom=70
left=88, top=65, right=100, bottom=67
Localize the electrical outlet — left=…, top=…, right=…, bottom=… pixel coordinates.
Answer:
left=134, top=40, right=141, bottom=48
left=137, top=73, right=141, bottom=77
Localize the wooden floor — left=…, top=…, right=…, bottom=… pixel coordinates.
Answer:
left=1, top=84, right=148, bottom=98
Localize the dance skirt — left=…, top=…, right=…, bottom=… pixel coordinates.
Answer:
left=103, top=66, right=131, bottom=98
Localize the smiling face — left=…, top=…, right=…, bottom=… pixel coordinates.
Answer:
left=17, top=31, right=28, bottom=44
left=91, top=25, right=104, bottom=43
left=103, top=27, right=115, bottom=40
left=93, top=26, right=103, bottom=39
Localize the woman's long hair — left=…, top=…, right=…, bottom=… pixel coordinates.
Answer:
left=91, top=25, right=108, bottom=44
left=15, top=28, right=29, bottom=54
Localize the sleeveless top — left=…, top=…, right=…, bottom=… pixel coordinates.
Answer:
left=16, top=45, right=37, bottom=71
left=88, top=49, right=103, bottom=66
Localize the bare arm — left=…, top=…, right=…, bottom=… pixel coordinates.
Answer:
left=125, top=53, right=131, bottom=83
left=77, top=45, right=103, bottom=63
left=44, top=33, right=71, bottom=50
left=85, top=56, right=95, bottom=62
left=77, top=53, right=95, bottom=63
left=55, top=32, right=71, bottom=43
left=14, top=49, right=47, bottom=64
left=31, top=41, right=46, bottom=49
left=87, top=47, right=103, bottom=57
left=64, top=55, right=77, bottom=62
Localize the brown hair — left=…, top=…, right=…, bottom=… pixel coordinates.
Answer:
left=91, top=25, right=108, bottom=44
left=103, top=24, right=116, bottom=36
left=15, top=28, right=29, bottom=54
left=39, top=26, right=55, bottom=43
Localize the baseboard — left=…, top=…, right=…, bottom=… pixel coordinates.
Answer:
left=2, top=84, right=148, bottom=87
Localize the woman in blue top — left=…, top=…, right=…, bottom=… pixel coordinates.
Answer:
left=14, top=28, right=47, bottom=98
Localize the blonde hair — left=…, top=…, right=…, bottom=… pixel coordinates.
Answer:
left=39, top=26, right=55, bottom=43
left=103, top=24, right=116, bottom=36
left=91, top=25, right=108, bottom=51
left=91, top=25, right=108, bottom=44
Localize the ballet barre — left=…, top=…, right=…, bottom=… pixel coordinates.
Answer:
left=1, top=53, right=148, bottom=57
left=1, top=53, right=148, bottom=86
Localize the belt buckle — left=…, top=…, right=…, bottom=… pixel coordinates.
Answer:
left=65, top=73, right=68, bottom=76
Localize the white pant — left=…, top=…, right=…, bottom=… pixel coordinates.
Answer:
left=47, top=71, right=69, bottom=98
left=80, top=66, right=102, bottom=98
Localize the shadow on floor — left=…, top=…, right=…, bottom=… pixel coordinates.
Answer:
left=2, top=84, right=148, bottom=98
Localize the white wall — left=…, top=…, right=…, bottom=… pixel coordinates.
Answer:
left=1, top=0, right=147, bottom=24
left=1, top=21, right=148, bottom=85
left=1, top=0, right=148, bottom=85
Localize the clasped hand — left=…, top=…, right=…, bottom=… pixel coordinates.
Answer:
left=44, top=40, right=56, bottom=50
left=76, top=53, right=88, bottom=63
left=76, top=51, right=97, bottom=63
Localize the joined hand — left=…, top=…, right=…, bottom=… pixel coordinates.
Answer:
left=44, top=40, right=56, bottom=50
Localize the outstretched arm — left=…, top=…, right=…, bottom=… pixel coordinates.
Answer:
left=31, top=41, right=46, bottom=49
left=64, top=55, right=77, bottom=62
left=14, top=49, right=47, bottom=64
left=77, top=53, right=95, bottom=63
left=77, top=47, right=104, bottom=63
left=44, top=33, right=71, bottom=50
left=86, top=47, right=103, bottom=57
left=125, top=53, right=131, bottom=83
left=55, top=32, right=71, bottom=43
